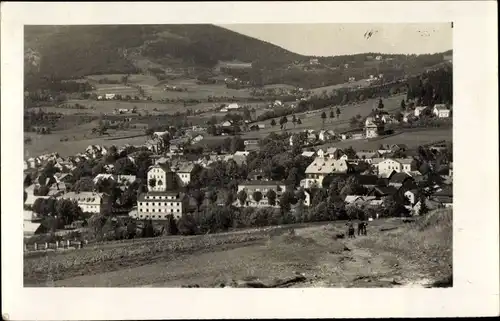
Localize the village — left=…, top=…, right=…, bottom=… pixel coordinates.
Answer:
left=23, top=98, right=453, bottom=242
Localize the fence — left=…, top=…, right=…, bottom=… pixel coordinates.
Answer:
left=24, top=239, right=89, bottom=253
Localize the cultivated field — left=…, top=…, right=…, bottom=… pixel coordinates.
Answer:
left=85, top=74, right=254, bottom=101
left=24, top=209, right=452, bottom=288
left=309, top=79, right=374, bottom=96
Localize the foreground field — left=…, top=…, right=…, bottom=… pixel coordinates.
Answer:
left=24, top=209, right=452, bottom=288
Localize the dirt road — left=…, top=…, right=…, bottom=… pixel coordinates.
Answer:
left=42, top=219, right=450, bottom=288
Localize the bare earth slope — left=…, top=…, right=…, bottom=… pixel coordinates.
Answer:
left=24, top=209, right=452, bottom=288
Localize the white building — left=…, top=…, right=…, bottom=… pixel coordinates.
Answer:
left=147, top=164, right=174, bottom=192
left=134, top=191, right=188, bottom=220
left=226, top=103, right=240, bottom=110
left=58, top=192, right=111, bottom=214
left=371, top=158, right=418, bottom=177
left=105, top=93, right=116, bottom=100
left=414, top=106, right=428, bottom=117
left=365, top=117, right=384, bottom=138
left=303, top=157, right=350, bottom=188
left=171, top=162, right=195, bottom=186
left=433, top=104, right=451, bottom=118
left=236, top=181, right=287, bottom=207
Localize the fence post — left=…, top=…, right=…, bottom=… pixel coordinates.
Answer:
left=34, top=243, right=38, bottom=251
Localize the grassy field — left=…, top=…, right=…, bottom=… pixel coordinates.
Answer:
left=309, top=79, right=373, bottom=96
left=24, top=128, right=148, bottom=158
left=85, top=74, right=254, bottom=101
left=316, top=127, right=453, bottom=151
left=24, top=209, right=452, bottom=288
left=242, top=94, right=406, bottom=139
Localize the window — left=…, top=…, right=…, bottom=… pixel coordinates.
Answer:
left=152, top=215, right=156, bottom=218
left=171, top=209, right=174, bottom=213
left=140, top=215, right=143, bottom=218
left=177, top=209, right=180, bottom=212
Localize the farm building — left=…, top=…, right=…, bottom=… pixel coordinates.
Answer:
left=433, top=104, right=451, bottom=118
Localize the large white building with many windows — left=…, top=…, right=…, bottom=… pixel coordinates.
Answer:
left=133, top=191, right=189, bottom=220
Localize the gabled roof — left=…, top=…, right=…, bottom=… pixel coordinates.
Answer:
left=389, top=172, right=413, bottom=184
left=305, top=157, right=349, bottom=174
left=369, top=186, right=398, bottom=196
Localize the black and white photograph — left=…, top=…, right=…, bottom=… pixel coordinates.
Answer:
left=2, top=1, right=498, bottom=320
left=21, top=21, right=455, bottom=288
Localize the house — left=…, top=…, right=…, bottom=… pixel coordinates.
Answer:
left=220, top=108, right=228, bottom=112
left=432, top=185, right=453, bottom=207
left=433, top=104, right=451, bottom=118
left=402, top=111, right=413, bottom=123
left=404, top=189, right=421, bottom=206
left=355, top=151, right=377, bottom=164
left=117, top=175, right=137, bottom=186
left=368, top=186, right=398, bottom=199
left=133, top=191, right=189, bottom=220
left=258, top=124, right=265, bottom=129
left=414, top=106, right=428, bottom=117
left=190, top=134, right=204, bottom=144
left=357, top=174, right=379, bottom=189
left=235, top=181, right=287, bottom=207
left=304, top=157, right=351, bottom=188
left=243, top=139, right=259, bottom=146
left=93, top=174, right=116, bottom=184
left=375, top=55, right=383, bottom=61
left=388, top=172, right=414, bottom=188
left=221, top=120, right=234, bottom=127
left=344, top=195, right=377, bottom=207
left=147, top=164, right=179, bottom=192
left=319, top=130, right=335, bottom=142
left=381, top=114, right=399, bottom=124
left=170, top=162, right=195, bottom=186
left=85, top=145, right=107, bottom=158
left=411, top=198, right=441, bottom=216
left=372, top=158, right=418, bottom=177
left=325, top=147, right=347, bottom=160
left=153, top=131, right=169, bottom=139
left=105, top=93, right=116, bottom=100
left=365, top=117, right=385, bottom=138
left=226, top=103, right=240, bottom=110
left=58, top=192, right=111, bottom=214
left=23, top=210, right=45, bottom=236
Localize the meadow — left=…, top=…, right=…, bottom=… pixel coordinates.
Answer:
left=24, top=209, right=452, bottom=288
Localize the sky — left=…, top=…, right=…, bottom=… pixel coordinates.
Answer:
left=219, top=23, right=453, bottom=56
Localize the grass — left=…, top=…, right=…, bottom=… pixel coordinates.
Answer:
left=24, top=214, right=453, bottom=288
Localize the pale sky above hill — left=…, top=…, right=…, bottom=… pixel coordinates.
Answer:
left=219, top=23, right=453, bottom=56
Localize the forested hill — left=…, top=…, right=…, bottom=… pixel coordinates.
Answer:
left=24, top=24, right=306, bottom=80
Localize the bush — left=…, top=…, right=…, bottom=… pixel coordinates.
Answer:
left=177, top=214, right=198, bottom=236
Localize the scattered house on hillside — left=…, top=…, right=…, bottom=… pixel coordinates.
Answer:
left=221, top=120, right=234, bottom=127
left=153, top=131, right=169, bottom=139
left=227, top=103, right=240, bottom=110
left=433, top=104, right=451, bottom=118
left=117, top=175, right=137, bottom=186
left=414, top=106, right=428, bottom=117
left=372, top=157, right=418, bottom=177
left=235, top=181, right=287, bottom=207
left=304, top=157, right=351, bottom=188
left=190, top=134, right=204, bottom=144
left=381, top=114, right=399, bottom=124
left=85, top=145, right=107, bottom=158
left=301, top=151, right=316, bottom=158
left=375, top=55, right=383, bottom=61
left=258, top=124, right=266, bottom=129
left=105, top=93, right=116, bottom=100
left=365, top=117, right=385, bottom=138
left=319, top=130, right=336, bottom=142
left=58, top=192, right=111, bottom=214
left=220, top=107, right=229, bottom=112
left=133, top=191, right=189, bottom=220
left=402, top=111, right=413, bottom=123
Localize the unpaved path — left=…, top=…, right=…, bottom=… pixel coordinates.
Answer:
left=49, top=223, right=441, bottom=288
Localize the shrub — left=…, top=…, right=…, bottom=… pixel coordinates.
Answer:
left=177, top=214, right=198, bottom=236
